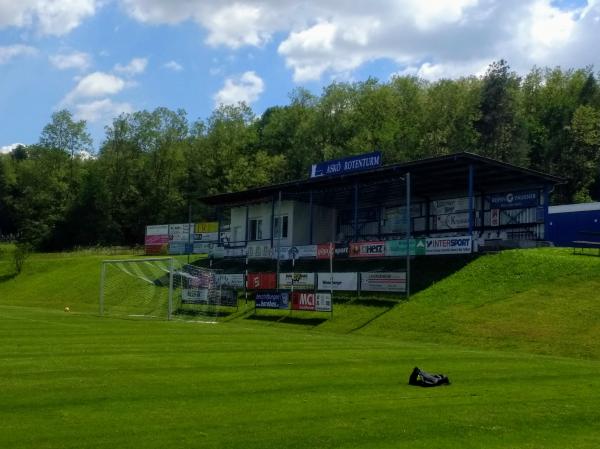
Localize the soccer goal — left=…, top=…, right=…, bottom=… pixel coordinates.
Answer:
left=99, top=258, right=175, bottom=319
left=99, top=258, right=229, bottom=321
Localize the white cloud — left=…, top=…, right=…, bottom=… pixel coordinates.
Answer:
left=72, top=98, right=133, bottom=123
left=118, top=0, right=600, bottom=82
left=114, top=57, right=148, bottom=76
left=61, top=71, right=127, bottom=105
left=163, top=60, right=183, bottom=71
left=0, top=44, right=37, bottom=64
left=49, top=51, right=91, bottom=70
left=0, top=0, right=96, bottom=36
left=214, top=71, right=264, bottom=106
left=0, top=143, right=26, bottom=154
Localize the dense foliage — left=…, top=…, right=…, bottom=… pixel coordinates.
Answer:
left=1, top=61, right=600, bottom=249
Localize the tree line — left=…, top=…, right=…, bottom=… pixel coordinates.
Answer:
left=1, top=60, right=599, bottom=250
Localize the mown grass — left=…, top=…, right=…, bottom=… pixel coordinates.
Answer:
left=1, top=246, right=600, bottom=448
left=361, top=248, right=600, bottom=358
left=1, top=305, right=599, bottom=449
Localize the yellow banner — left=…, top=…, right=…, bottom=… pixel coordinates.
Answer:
left=195, top=222, right=218, bottom=233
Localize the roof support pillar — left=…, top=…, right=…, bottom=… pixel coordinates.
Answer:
left=543, top=184, right=550, bottom=240
left=309, top=190, right=314, bottom=244
left=270, top=194, right=276, bottom=248
left=245, top=204, right=249, bottom=246
left=468, top=164, right=474, bottom=238
left=353, top=183, right=359, bottom=242
left=406, top=172, right=411, bottom=299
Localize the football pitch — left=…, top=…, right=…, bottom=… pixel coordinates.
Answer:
left=1, top=305, right=599, bottom=449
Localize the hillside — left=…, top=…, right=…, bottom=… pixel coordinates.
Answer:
left=359, top=248, right=600, bottom=359
left=2, top=245, right=600, bottom=359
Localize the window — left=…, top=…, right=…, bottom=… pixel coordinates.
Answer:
left=274, top=215, right=288, bottom=239
left=249, top=219, right=263, bottom=241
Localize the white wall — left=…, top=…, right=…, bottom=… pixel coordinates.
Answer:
left=230, top=200, right=294, bottom=246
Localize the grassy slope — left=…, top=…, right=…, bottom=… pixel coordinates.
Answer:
left=360, top=248, right=600, bottom=359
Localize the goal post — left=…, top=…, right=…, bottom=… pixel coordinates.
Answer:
left=99, top=258, right=232, bottom=322
left=99, top=257, right=175, bottom=320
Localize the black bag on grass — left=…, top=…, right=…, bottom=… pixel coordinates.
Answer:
left=408, top=367, right=450, bottom=387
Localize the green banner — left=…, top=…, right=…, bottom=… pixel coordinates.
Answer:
left=385, top=239, right=426, bottom=256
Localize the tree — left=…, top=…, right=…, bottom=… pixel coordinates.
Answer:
left=476, top=60, right=528, bottom=164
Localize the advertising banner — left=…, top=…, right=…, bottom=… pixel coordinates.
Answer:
left=334, top=245, right=349, bottom=258
left=220, top=288, right=238, bottom=307
left=361, top=272, right=406, bottom=293
left=317, top=272, right=358, bottom=291
left=168, top=242, right=188, bottom=255
left=145, top=235, right=169, bottom=245
left=292, top=291, right=316, bottom=311
left=385, top=239, right=426, bottom=256
left=195, top=222, right=218, bottom=233
left=310, top=151, right=381, bottom=178
left=316, top=293, right=332, bottom=312
left=425, top=236, right=472, bottom=255
left=490, top=191, right=538, bottom=209
left=223, top=247, right=245, bottom=258
left=193, top=242, right=213, bottom=254
left=194, top=232, right=219, bottom=242
left=349, top=241, right=385, bottom=258
left=146, top=224, right=169, bottom=236
left=255, top=291, right=289, bottom=310
left=435, top=212, right=471, bottom=230
left=169, top=223, right=192, bottom=243
left=247, top=243, right=272, bottom=259
left=490, top=209, right=500, bottom=227
left=182, top=287, right=209, bottom=303
left=279, top=272, right=315, bottom=289
left=216, top=274, right=245, bottom=288
left=145, top=244, right=167, bottom=255
left=316, top=243, right=334, bottom=259
left=246, top=273, right=277, bottom=290
left=431, top=197, right=470, bottom=215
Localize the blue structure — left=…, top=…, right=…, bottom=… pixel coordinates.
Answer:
left=548, top=203, right=600, bottom=247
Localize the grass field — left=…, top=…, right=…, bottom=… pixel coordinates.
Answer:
left=1, top=245, right=600, bottom=448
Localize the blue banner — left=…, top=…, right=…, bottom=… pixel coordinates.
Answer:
left=255, top=292, right=289, bottom=309
left=310, top=151, right=382, bottom=178
left=490, top=191, right=538, bottom=209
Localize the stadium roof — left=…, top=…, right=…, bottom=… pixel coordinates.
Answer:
left=201, top=152, right=563, bottom=207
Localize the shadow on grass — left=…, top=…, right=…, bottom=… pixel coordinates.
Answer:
left=246, top=314, right=328, bottom=326
left=173, top=308, right=235, bottom=318
left=0, top=273, right=17, bottom=283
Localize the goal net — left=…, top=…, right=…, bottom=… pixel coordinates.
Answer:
left=99, top=258, right=232, bottom=321
left=99, top=258, right=175, bottom=319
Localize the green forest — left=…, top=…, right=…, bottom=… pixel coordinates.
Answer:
left=1, top=60, right=600, bottom=250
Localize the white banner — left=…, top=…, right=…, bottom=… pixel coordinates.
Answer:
left=146, top=224, right=169, bottom=236
left=360, top=272, right=406, bottom=292
left=274, top=245, right=317, bottom=260
left=216, top=274, right=245, bottom=288
left=316, top=293, right=332, bottom=312
left=193, top=242, right=213, bottom=254
left=425, top=236, right=472, bottom=255
left=247, top=243, right=272, bottom=259
left=431, top=197, right=469, bottom=215
left=317, top=272, right=358, bottom=291
left=435, top=212, right=470, bottom=230
left=169, top=223, right=192, bottom=242
left=194, top=232, right=219, bottom=242
left=279, top=272, right=315, bottom=289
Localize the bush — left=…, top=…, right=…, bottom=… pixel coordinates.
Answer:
left=13, top=243, right=32, bottom=274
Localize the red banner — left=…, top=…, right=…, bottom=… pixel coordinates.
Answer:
left=316, top=243, right=334, bottom=259
left=246, top=272, right=277, bottom=290
left=291, top=291, right=316, bottom=311
left=349, top=241, right=385, bottom=258
left=145, top=235, right=169, bottom=245
left=145, top=244, right=167, bottom=255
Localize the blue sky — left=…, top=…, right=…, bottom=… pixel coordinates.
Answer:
left=0, top=0, right=596, bottom=151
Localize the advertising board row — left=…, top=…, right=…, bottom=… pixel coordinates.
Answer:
left=145, top=222, right=225, bottom=255
left=216, top=237, right=471, bottom=259
left=255, top=291, right=332, bottom=312
left=245, top=272, right=406, bottom=293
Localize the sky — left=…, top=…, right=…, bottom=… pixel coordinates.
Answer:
left=0, top=0, right=598, bottom=151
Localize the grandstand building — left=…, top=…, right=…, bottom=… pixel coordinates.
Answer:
left=199, top=152, right=562, bottom=259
